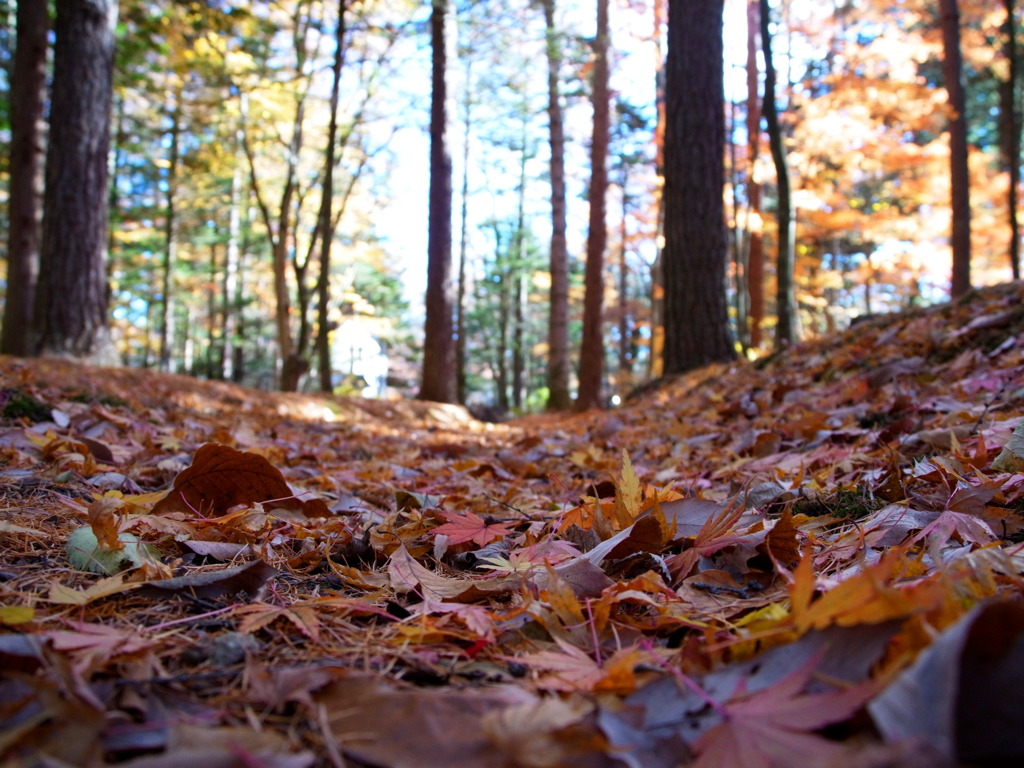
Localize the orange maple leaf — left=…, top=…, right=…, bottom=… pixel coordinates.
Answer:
left=432, top=510, right=514, bottom=547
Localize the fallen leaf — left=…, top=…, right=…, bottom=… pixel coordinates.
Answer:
left=151, top=443, right=330, bottom=518
left=765, top=508, right=800, bottom=570
left=612, top=450, right=643, bottom=528
left=693, top=658, right=876, bottom=768
left=138, top=560, right=278, bottom=601
left=45, top=572, right=141, bottom=605
left=869, top=599, right=1024, bottom=763
left=432, top=510, right=514, bottom=546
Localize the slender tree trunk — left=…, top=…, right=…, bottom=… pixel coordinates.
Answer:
left=542, top=0, right=572, bottom=410
left=1, top=0, right=47, bottom=356
left=576, top=0, right=611, bottom=411
left=222, top=148, right=243, bottom=381
left=33, top=0, right=118, bottom=362
left=420, top=0, right=457, bottom=403
left=649, top=0, right=667, bottom=380
left=662, top=0, right=734, bottom=374
left=617, top=193, right=631, bottom=383
left=759, top=0, right=799, bottom=346
left=456, top=56, right=472, bottom=405
left=513, top=124, right=528, bottom=411
left=728, top=96, right=748, bottom=351
left=207, top=240, right=218, bottom=378
left=497, top=232, right=510, bottom=412
left=244, top=85, right=305, bottom=390
left=746, top=0, right=764, bottom=349
left=1001, top=0, right=1021, bottom=280
left=940, top=0, right=972, bottom=297
left=316, top=0, right=346, bottom=392
left=159, top=85, right=182, bottom=372
left=513, top=274, right=525, bottom=410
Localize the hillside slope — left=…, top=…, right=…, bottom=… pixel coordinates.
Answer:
left=2, top=282, right=1024, bottom=768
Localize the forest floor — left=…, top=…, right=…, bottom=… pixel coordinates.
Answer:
left=3, top=282, right=1024, bottom=768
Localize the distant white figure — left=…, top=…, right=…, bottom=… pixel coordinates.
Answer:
left=332, top=317, right=388, bottom=398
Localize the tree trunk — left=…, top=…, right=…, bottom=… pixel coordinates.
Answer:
left=542, top=0, right=572, bottom=411
left=244, top=81, right=304, bottom=391
left=759, top=0, right=799, bottom=346
left=456, top=57, right=472, bottom=405
left=513, top=272, right=525, bottom=411
left=662, top=0, right=734, bottom=374
left=617, top=195, right=631, bottom=384
left=1001, top=0, right=1020, bottom=281
left=746, top=0, right=765, bottom=349
left=316, top=0, right=346, bottom=393
left=33, top=0, right=118, bottom=362
left=159, top=85, right=182, bottom=372
left=576, top=0, right=611, bottom=411
left=940, top=0, right=972, bottom=297
left=420, top=0, right=457, bottom=403
left=222, top=148, right=243, bottom=381
left=1, top=0, right=47, bottom=357
left=649, top=0, right=667, bottom=379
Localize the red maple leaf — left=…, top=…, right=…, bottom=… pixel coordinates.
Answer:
left=693, top=657, right=876, bottom=768
left=432, top=510, right=514, bottom=547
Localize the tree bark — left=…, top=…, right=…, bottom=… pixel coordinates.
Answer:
left=617, top=195, right=631, bottom=384
left=1, top=0, right=47, bottom=357
left=159, top=84, right=182, bottom=372
left=662, top=0, right=734, bottom=374
left=576, top=0, right=611, bottom=411
left=420, top=0, right=457, bottom=403
left=456, top=57, right=472, bottom=406
left=746, top=0, right=765, bottom=349
left=759, top=0, right=799, bottom=345
left=542, top=0, right=572, bottom=411
left=222, top=143, right=243, bottom=381
left=33, top=0, right=118, bottom=362
left=316, top=0, right=346, bottom=392
left=940, top=0, right=972, bottom=297
left=1001, top=0, right=1020, bottom=281
left=649, top=0, right=667, bottom=380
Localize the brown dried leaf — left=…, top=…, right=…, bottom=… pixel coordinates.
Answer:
left=766, top=508, right=800, bottom=570
left=138, top=560, right=278, bottom=601
left=151, top=443, right=330, bottom=519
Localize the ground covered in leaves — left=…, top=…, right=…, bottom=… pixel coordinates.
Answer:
left=4, top=282, right=1024, bottom=768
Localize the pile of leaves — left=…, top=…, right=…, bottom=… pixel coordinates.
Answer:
left=3, top=282, right=1024, bottom=768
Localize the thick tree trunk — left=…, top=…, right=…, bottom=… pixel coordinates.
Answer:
left=542, top=0, right=572, bottom=411
left=760, top=0, right=799, bottom=345
left=662, top=0, right=734, bottom=374
left=420, top=0, right=457, bottom=403
left=33, top=0, right=118, bottom=362
left=940, top=0, right=972, bottom=297
left=1, top=0, right=47, bottom=357
left=576, top=0, right=611, bottom=411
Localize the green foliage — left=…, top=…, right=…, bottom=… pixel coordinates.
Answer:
left=0, top=389, right=50, bottom=422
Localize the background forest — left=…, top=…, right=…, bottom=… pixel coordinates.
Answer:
left=0, top=0, right=1019, bottom=414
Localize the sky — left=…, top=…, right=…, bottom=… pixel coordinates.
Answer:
left=374, top=0, right=666, bottom=317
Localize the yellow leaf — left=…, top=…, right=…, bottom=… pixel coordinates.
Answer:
left=46, top=573, right=139, bottom=605
left=612, top=450, right=643, bottom=528
left=0, top=605, right=35, bottom=625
